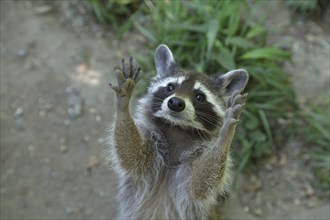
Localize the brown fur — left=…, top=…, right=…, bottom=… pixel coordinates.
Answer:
left=108, top=46, right=248, bottom=219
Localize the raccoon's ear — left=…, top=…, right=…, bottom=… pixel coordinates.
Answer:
left=154, top=44, right=176, bottom=76
left=210, top=69, right=249, bottom=95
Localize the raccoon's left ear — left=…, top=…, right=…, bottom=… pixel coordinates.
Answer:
left=210, top=69, right=249, bottom=95
left=154, top=44, right=177, bottom=76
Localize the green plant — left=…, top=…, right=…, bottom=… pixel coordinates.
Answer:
left=285, top=0, right=321, bottom=13
left=130, top=0, right=296, bottom=171
left=87, top=0, right=141, bottom=38
left=86, top=1, right=329, bottom=177
left=297, top=96, right=330, bottom=187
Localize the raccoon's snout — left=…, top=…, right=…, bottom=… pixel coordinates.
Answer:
left=168, top=97, right=185, bottom=112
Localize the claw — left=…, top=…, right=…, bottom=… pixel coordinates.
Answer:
left=133, top=66, right=142, bottom=83
left=129, top=56, right=134, bottom=78
left=233, top=94, right=243, bottom=106
left=115, top=69, right=126, bottom=86
left=122, top=58, right=128, bottom=78
left=232, top=104, right=244, bottom=119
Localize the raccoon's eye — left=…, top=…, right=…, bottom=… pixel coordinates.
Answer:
left=195, top=94, right=205, bottom=102
left=167, top=83, right=174, bottom=92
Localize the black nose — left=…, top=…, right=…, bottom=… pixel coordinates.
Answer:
left=168, top=97, right=185, bottom=112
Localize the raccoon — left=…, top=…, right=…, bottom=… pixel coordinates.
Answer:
left=108, top=44, right=248, bottom=219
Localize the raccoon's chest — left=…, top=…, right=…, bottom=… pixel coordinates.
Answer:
left=118, top=169, right=181, bottom=219
left=156, top=127, right=200, bottom=166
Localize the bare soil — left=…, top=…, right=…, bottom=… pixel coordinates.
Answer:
left=1, top=1, right=329, bottom=219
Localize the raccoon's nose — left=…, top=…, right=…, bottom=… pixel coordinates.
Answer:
left=168, top=97, right=185, bottom=112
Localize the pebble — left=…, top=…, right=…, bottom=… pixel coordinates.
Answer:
left=243, top=206, right=250, bottom=213
left=86, top=156, right=101, bottom=170
left=60, top=145, right=68, bottom=153
left=98, top=190, right=106, bottom=197
left=14, top=107, right=24, bottom=117
left=83, top=135, right=90, bottom=142
left=253, top=208, right=263, bottom=216
left=95, top=115, right=102, bottom=122
left=305, top=184, right=314, bottom=197
left=66, top=87, right=83, bottom=119
left=39, top=110, right=46, bottom=118
left=35, top=5, right=53, bottom=15
left=64, top=120, right=71, bottom=127
left=65, top=207, right=73, bottom=215
left=16, top=49, right=28, bottom=59
left=293, top=198, right=301, bottom=206
left=97, top=138, right=104, bottom=144
left=28, top=145, right=35, bottom=151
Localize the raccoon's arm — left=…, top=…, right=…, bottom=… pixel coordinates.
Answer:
left=110, top=57, right=154, bottom=174
left=190, top=90, right=247, bottom=200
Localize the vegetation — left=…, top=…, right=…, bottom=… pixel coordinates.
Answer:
left=87, top=0, right=329, bottom=186
left=285, top=0, right=327, bottom=13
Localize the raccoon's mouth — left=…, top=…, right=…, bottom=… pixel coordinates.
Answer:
left=169, top=112, right=183, bottom=119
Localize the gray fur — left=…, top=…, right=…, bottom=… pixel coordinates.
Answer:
left=108, top=44, right=249, bottom=219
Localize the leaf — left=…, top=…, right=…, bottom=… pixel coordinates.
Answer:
left=225, top=37, right=255, bottom=48
left=206, top=18, right=219, bottom=60
left=217, top=45, right=236, bottom=70
left=134, top=21, right=157, bottom=44
left=246, top=25, right=265, bottom=39
left=258, top=109, right=273, bottom=145
left=241, top=48, right=290, bottom=60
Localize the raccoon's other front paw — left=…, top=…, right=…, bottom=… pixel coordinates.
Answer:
left=109, top=56, right=142, bottom=111
left=219, top=90, right=247, bottom=140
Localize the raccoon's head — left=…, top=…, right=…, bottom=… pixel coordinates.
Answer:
left=141, top=44, right=248, bottom=135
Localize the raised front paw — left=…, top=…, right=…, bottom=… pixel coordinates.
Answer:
left=109, top=56, right=142, bottom=111
left=219, top=90, right=247, bottom=140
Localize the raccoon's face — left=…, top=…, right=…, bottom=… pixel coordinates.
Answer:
left=149, top=73, right=225, bottom=132
left=144, top=44, right=249, bottom=133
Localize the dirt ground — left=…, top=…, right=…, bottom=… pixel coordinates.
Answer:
left=1, top=1, right=329, bottom=219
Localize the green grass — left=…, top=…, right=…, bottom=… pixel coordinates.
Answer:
left=86, top=0, right=329, bottom=185
left=297, top=96, right=330, bottom=188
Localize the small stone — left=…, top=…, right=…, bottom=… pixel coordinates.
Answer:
left=95, top=115, right=102, bottom=122
left=86, top=156, right=100, bottom=170
left=64, top=120, right=71, bottom=127
left=97, top=138, right=104, bottom=144
left=35, top=5, right=53, bottom=15
left=254, top=208, right=263, bottom=216
left=66, top=87, right=83, bottom=119
left=16, top=49, right=28, bottom=59
left=60, top=145, right=68, bottom=153
left=98, top=191, right=106, bottom=197
left=28, top=145, right=34, bottom=151
left=83, top=135, right=90, bottom=142
left=14, top=107, right=24, bottom=117
left=89, top=107, right=96, bottom=114
left=305, top=184, right=314, bottom=197
left=244, top=179, right=262, bottom=192
left=39, top=110, right=46, bottom=118
left=293, top=198, right=301, bottom=206
left=243, top=206, right=249, bottom=213
left=65, top=207, right=73, bottom=215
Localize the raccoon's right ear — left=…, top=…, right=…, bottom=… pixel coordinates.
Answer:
left=210, top=69, right=249, bottom=95
left=154, top=44, right=177, bottom=76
